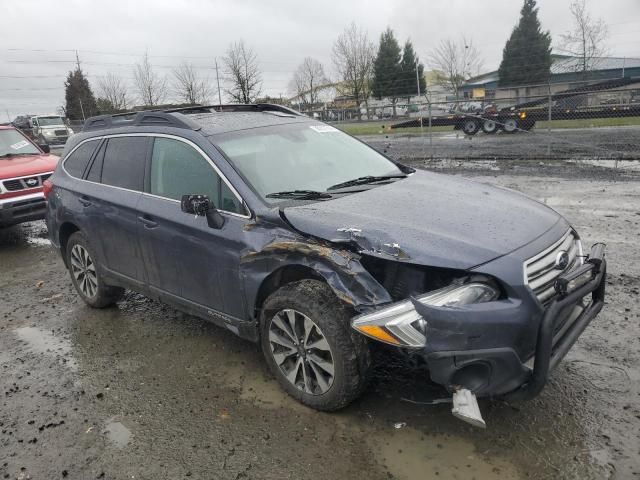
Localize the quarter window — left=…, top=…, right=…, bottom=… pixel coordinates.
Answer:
left=101, top=137, right=147, bottom=191
left=150, top=137, right=243, bottom=214
left=64, top=140, right=99, bottom=178
left=86, top=141, right=106, bottom=183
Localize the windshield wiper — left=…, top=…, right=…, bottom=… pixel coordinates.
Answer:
left=266, top=190, right=332, bottom=200
left=327, top=174, right=407, bottom=191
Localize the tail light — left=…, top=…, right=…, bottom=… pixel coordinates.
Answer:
left=43, top=179, right=54, bottom=199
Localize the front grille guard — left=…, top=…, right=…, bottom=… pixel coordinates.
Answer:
left=505, top=243, right=606, bottom=401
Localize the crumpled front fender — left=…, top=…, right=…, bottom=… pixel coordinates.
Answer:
left=240, top=237, right=392, bottom=316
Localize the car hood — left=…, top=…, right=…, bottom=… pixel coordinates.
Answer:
left=282, top=170, right=566, bottom=270
left=0, top=154, right=59, bottom=179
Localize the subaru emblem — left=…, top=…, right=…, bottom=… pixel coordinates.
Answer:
left=555, top=251, right=569, bottom=270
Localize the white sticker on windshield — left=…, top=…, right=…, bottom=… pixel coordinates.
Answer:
left=310, top=125, right=339, bottom=133
left=10, top=140, right=30, bottom=150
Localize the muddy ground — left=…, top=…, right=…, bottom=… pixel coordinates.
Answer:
left=1, top=161, right=639, bottom=480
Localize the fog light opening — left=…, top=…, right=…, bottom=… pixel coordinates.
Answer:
left=451, top=363, right=491, bottom=393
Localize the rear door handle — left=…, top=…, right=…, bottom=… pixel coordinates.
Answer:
left=138, top=215, right=159, bottom=229
left=79, top=196, right=92, bottom=207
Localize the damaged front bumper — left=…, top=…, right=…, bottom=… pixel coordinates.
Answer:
left=352, top=244, right=607, bottom=401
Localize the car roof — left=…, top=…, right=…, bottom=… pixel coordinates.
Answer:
left=79, top=106, right=316, bottom=137
left=193, top=111, right=313, bottom=136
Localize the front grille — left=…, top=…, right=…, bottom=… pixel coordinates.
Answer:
left=525, top=230, right=583, bottom=304
left=54, top=129, right=67, bottom=136
left=2, top=172, right=52, bottom=192
left=3, top=179, right=24, bottom=191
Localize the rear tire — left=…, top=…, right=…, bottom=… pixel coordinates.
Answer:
left=502, top=118, right=519, bottom=133
left=66, top=232, right=124, bottom=308
left=260, top=280, right=371, bottom=411
left=462, top=118, right=480, bottom=135
left=482, top=119, right=498, bottom=134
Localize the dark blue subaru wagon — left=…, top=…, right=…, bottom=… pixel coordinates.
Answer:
left=46, top=104, right=606, bottom=426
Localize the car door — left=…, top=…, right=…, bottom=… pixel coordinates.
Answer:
left=137, top=135, right=250, bottom=319
left=83, top=135, right=149, bottom=286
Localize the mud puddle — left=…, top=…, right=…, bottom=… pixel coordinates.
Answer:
left=103, top=419, right=132, bottom=449
left=14, top=325, right=78, bottom=370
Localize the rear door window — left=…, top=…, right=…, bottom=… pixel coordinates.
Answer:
left=64, top=140, right=99, bottom=178
left=101, top=136, right=148, bottom=191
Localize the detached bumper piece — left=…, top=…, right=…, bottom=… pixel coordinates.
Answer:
left=504, top=243, right=606, bottom=401
left=452, top=388, right=486, bottom=429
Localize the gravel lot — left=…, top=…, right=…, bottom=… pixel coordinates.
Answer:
left=1, top=161, right=639, bottom=480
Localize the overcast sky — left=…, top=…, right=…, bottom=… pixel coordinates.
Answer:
left=2, top=0, right=639, bottom=119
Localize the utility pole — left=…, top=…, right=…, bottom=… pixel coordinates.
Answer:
left=79, top=98, right=86, bottom=122
left=215, top=58, right=222, bottom=107
left=416, top=61, right=423, bottom=129
left=76, top=50, right=86, bottom=121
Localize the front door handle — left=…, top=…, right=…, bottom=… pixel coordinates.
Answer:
left=79, top=196, right=92, bottom=207
left=138, top=215, right=159, bottom=229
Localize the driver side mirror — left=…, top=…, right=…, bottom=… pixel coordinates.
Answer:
left=38, top=144, right=50, bottom=154
left=180, top=194, right=225, bottom=229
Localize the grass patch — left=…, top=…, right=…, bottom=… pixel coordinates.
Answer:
left=335, top=121, right=453, bottom=136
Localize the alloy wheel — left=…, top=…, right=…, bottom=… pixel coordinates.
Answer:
left=70, top=244, right=98, bottom=298
left=268, top=309, right=335, bottom=395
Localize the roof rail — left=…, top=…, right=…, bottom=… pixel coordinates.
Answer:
left=163, top=103, right=303, bottom=116
left=82, top=111, right=202, bottom=132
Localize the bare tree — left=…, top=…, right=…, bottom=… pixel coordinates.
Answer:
left=133, top=51, right=168, bottom=107
left=332, top=23, right=375, bottom=119
left=560, top=0, right=609, bottom=74
left=222, top=40, right=262, bottom=103
left=288, top=57, right=330, bottom=110
left=97, top=72, right=128, bottom=111
left=173, top=62, right=212, bottom=105
left=428, top=37, right=483, bottom=102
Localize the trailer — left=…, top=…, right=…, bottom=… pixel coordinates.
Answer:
left=391, top=77, right=640, bottom=135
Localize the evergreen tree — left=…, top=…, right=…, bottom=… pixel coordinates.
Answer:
left=398, top=40, right=426, bottom=102
left=498, top=0, right=552, bottom=86
left=64, top=68, right=98, bottom=121
left=372, top=28, right=402, bottom=116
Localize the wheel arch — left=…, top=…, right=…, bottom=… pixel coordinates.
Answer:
left=58, top=221, right=80, bottom=267
left=241, top=244, right=393, bottom=322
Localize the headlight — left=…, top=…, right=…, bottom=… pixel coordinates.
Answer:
left=43, top=130, right=54, bottom=137
left=67, top=128, right=74, bottom=135
left=351, top=282, right=499, bottom=348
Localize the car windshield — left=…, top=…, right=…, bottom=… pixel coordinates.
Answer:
left=36, top=116, right=65, bottom=126
left=213, top=123, right=402, bottom=201
left=0, top=129, right=40, bottom=157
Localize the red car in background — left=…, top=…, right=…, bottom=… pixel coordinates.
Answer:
left=0, top=125, right=59, bottom=227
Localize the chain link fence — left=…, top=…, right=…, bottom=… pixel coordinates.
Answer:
left=318, top=79, right=640, bottom=164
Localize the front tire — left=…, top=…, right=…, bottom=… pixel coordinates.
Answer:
left=66, top=232, right=124, bottom=308
left=260, top=280, right=371, bottom=411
